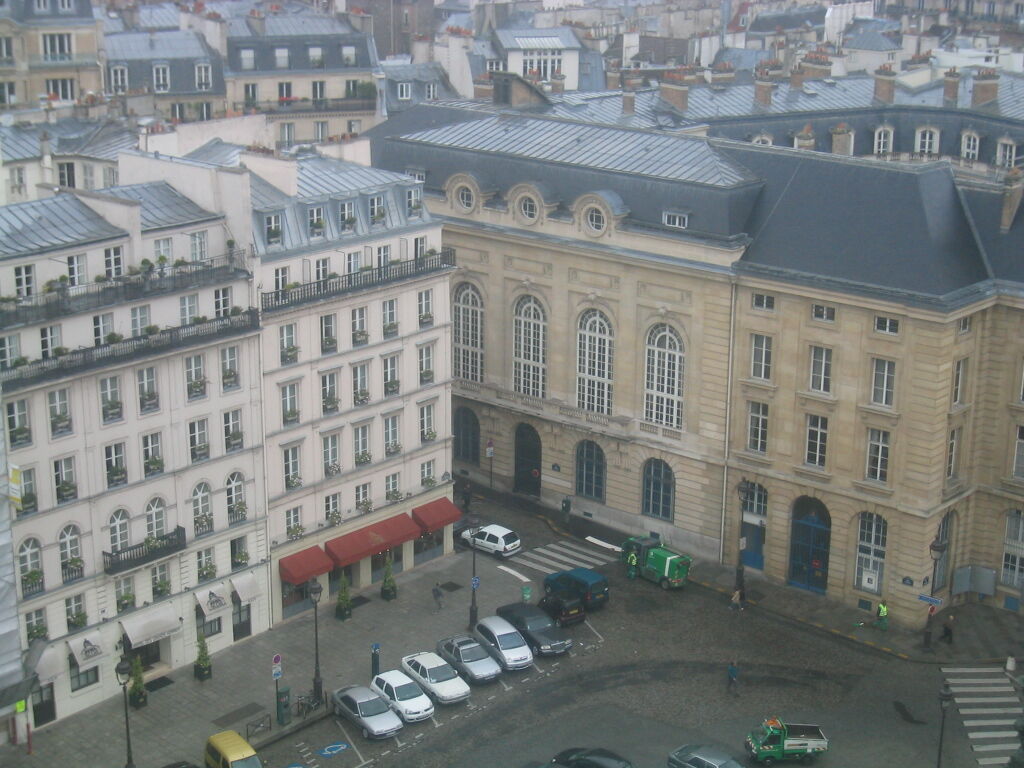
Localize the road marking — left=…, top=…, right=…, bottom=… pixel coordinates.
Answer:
left=431, top=715, right=441, bottom=729
left=532, top=663, right=545, bottom=675
left=952, top=678, right=1017, bottom=684
left=970, top=731, right=1019, bottom=739
left=956, top=697, right=1019, bottom=703
left=584, top=619, right=604, bottom=643
left=973, top=743, right=1022, bottom=752
left=532, top=546, right=597, bottom=569
left=509, top=557, right=556, bottom=575
left=952, top=686, right=1016, bottom=693
left=978, top=758, right=1012, bottom=765
left=540, top=544, right=610, bottom=566
left=333, top=722, right=364, bottom=765
left=517, top=551, right=578, bottom=571
left=966, top=720, right=1019, bottom=726
left=497, top=564, right=531, bottom=582
left=945, top=667, right=1010, bottom=673
left=555, top=540, right=616, bottom=560
left=498, top=678, right=511, bottom=692
left=392, top=734, right=404, bottom=748
left=586, top=536, right=621, bottom=552
left=961, top=708, right=1024, bottom=715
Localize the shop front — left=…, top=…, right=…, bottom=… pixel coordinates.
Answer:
left=411, top=497, right=461, bottom=565
left=230, top=572, right=259, bottom=640
left=278, top=545, right=335, bottom=619
left=325, top=512, right=422, bottom=587
left=119, top=603, right=181, bottom=674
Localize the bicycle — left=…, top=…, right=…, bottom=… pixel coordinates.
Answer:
left=294, top=691, right=323, bottom=718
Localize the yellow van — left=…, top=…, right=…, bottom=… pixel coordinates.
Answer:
left=204, top=730, right=264, bottom=768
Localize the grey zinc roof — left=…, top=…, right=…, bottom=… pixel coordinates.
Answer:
left=495, top=28, right=581, bottom=51
left=0, top=195, right=126, bottom=259
left=99, top=7, right=124, bottom=33
left=398, top=116, right=754, bottom=187
left=106, top=30, right=212, bottom=60
left=748, top=5, right=826, bottom=33
left=0, top=119, right=132, bottom=163
left=295, top=157, right=410, bottom=198
left=184, top=138, right=248, bottom=166
left=137, top=3, right=180, bottom=30
left=844, top=29, right=901, bottom=52
left=99, top=182, right=222, bottom=231
left=53, top=122, right=137, bottom=161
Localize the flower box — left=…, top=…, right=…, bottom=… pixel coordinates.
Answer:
left=283, top=409, right=300, bottom=425
left=321, top=336, right=337, bottom=353
left=287, top=524, right=305, bottom=540
left=419, top=313, right=433, bottom=327
left=355, top=451, right=372, bottom=466
left=325, top=462, right=341, bottom=477
left=420, top=369, right=434, bottom=384
left=102, top=400, right=123, bottom=421
left=191, top=443, right=210, bottom=461
left=352, top=330, right=369, bottom=346
left=384, top=380, right=400, bottom=395
left=144, top=456, right=164, bottom=476
left=385, top=442, right=402, bottom=456
left=421, top=429, right=437, bottom=442
left=280, top=346, right=299, bottom=364
left=354, top=389, right=370, bottom=405
left=383, top=322, right=399, bottom=338
left=285, top=474, right=303, bottom=490
left=140, top=391, right=159, bottom=411
left=187, top=379, right=208, bottom=399
left=322, top=395, right=339, bottom=413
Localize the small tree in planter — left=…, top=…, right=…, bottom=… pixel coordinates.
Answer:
left=194, top=634, right=212, bottom=681
left=380, top=554, right=398, bottom=601
left=129, top=655, right=148, bottom=708
left=335, top=573, right=353, bottom=620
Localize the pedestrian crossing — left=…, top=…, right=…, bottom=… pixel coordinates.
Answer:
left=943, top=665, right=1022, bottom=766
left=511, top=539, right=618, bottom=576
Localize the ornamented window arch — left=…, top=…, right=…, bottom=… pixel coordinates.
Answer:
left=915, top=127, right=939, bottom=155
left=576, top=309, right=614, bottom=414
left=145, top=497, right=166, bottom=538
left=874, top=126, right=893, bottom=155
left=575, top=440, right=606, bottom=501
left=513, top=295, right=546, bottom=398
left=18, top=537, right=41, bottom=575
left=644, top=324, right=684, bottom=428
left=642, top=459, right=674, bottom=520
left=854, top=512, right=887, bottom=594
left=453, top=283, right=484, bottom=382
left=110, top=509, right=129, bottom=552
left=226, top=472, right=245, bottom=508
left=58, top=524, right=81, bottom=566
left=961, top=131, right=980, bottom=160
left=192, top=482, right=212, bottom=521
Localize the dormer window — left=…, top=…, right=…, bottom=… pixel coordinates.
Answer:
left=915, top=127, right=938, bottom=155
left=874, top=127, right=892, bottom=155
left=369, top=195, right=385, bottom=222
left=752, top=293, right=775, bottom=311
left=308, top=206, right=324, bottom=237
left=240, top=49, right=255, bottom=70
left=663, top=212, right=688, bottom=230
left=456, top=186, right=474, bottom=211
left=195, top=63, right=211, bottom=91
left=153, top=64, right=169, bottom=93
left=110, top=66, right=127, bottom=94
left=58, top=0, right=72, bottom=11
left=397, top=82, right=412, bottom=100
left=997, top=139, right=1017, bottom=169
left=34, top=0, right=47, bottom=12
left=341, top=45, right=356, bottom=66
left=752, top=134, right=772, bottom=146
left=585, top=206, right=605, bottom=234
left=265, top=214, right=282, bottom=245
left=426, top=82, right=437, bottom=100
left=406, top=188, right=421, bottom=215
left=339, top=201, right=354, bottom=230
left=308, top=46, right=323, bottom=68
left=962, top=132, right=979, bottom=161
left=275, top=48, right=289, bottom=69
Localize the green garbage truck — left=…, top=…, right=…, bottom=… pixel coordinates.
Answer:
left=745, top=717, right=829, bottom=764
left=621, top=536, right=692, bottom=590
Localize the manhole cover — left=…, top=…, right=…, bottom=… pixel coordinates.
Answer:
left=440, top=581, right=462, bottom=592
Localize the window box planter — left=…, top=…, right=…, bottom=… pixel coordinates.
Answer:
left=322, top=395, right=339, bottom=414
left=102, top=401, right=123, bottom=421
left=187, top=379, right=208, bottom=399
left=282, top=409, right=300, bottom=426
left=419, top=313, right=433, bottom=327
left=197, top=563, right=217, bottom=582
left=356, top=499, right=373, bottom=514
left=67, top=611, right=88, bottom=630
left=421, top=475, right=437, bottom=488
left=285, top=474, right=303, bottom=490
left=139, top=391, right=159, bottom=411
left=27, top=624, right=49, bottom=641
left=354, top=389, right=370, bottom=406
left=117, top=593, right=136, bottom=613
left=421, top=429, right=437, bottom=442
left=384, top=379, right=400, bottom=395
left=352, top=330, right=369, bottom=346
left=152, top=579, right=171, bottom=598
left=326, top=509, right=342, bottom=526
left=321, top=336, right=337, bottom=353
left=266, top=227, right=282, bottom=244
left=343, top=217, right=357, bottom=231
left=325, top=462, right=341, bottom=477
left=228, top=502, right=247, bottom=524
left=107, top=467, right=127, bottom=487
left=420, top=369, right=434, bottom=384
left=56, top=481, right=78, bottom=503
left=9, top=425, right=30, bottom=446
left=18, top=492, right=37, bottom=516
left=309, top=220, right=325, bottom=236
left=385, top=442, right=401, bottom=456
left=280, top=346, right=299, bottom=365
left=386, top=489, right=402, bottom=502
left=105, top=332, right=124, bottom=345
left=232, top=551, right=249, bottom=569
left=143, top=324, right=160, bottom=336
left=371, top=211, right=386, bottom=224
left=191, top=443, right=210, bottom=462
left=226, top=431, right=244, bottom=451
left=21, top=569, right=43, bottom=590
left=51, top=414, right=72, bottom=435
left=287, top=524, right=305, bottom=540
left=355, top=451, right=372, bottom=466
left=222, top=369, right=239, bottom=388
left=144, top=456, right=164, bottom=476
left=383, top=322, right=399, bottom=338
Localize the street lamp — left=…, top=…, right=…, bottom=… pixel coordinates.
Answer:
left=308, top=578, right=323, bottom=704
left=936, top=682, right=953, bottom=768
left=735, top=479, right=754, bottom=591
left=115, top=655, right=136, bottom=768
left=468, top=540, right=478, bottom=630
left=924, top=535, right=948, bottom=652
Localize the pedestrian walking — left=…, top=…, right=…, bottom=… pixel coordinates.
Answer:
left=626, top=550, right=638, bottom=579
left=941, top=613, right=955, bottom=644
left=431, top=582, right=444, bottom=612
left=873, top=599, right=889, bottom=631
left=727, top=661, right=740, bottom=696
left=729, top=588, right=743, bottom=611
left=461, top=483, right=472, bottom=512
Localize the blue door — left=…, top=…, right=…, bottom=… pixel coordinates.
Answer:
left=788, top=497, right=831, bottom=593
left=741, top=522, right=765, bottom=570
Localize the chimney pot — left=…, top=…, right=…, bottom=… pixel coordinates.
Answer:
left=790, top=65, right=807, bottom=91
left=621, top=90, right=635, bottom=116
left=754, top=71, right=773, bottom=107
left=660, top=78, right=688, bottom=111
left=873, top=65, right=896, bottom=104
left=972, top=69, right=1000, bottom=107
left=944, top=67, right=961, bottom=104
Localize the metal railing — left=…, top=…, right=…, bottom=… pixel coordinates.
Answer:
left=103, top=526, right=186, bottom=575
left=1, top=310, right=260, bottom=393
left=30, top=53, right=98, bottom=67
left=261, top=249, right=454, bottom=313
left=233, top=97, right=375, bottom=114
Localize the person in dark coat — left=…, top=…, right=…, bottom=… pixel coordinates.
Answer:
left=941, top=614, right=955, bottom=644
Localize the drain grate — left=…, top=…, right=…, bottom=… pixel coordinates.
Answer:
left=143, top=676, right=173, bottom=693
left=351, top=595, right=371, bottom=608
left=440, top=581, right=462, bottom=592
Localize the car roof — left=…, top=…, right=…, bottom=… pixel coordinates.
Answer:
left=403, top=651, right=446, bottom=667
left=376, top=669, right=414, bottom=685
left=335, top=685, right=380, bottom=703
left=441, top=633, right=479, bottom=646
left=478, top=523, right=514, bottom=536
left=497, top=602, right=546, bottom=618
left=477, top=615, right=518, bottom=633
left=672, top=745, right=738, bottom=765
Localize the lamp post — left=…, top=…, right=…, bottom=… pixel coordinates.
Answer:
left=736, top=479, right=754, bottom=590
left=308, top=578, right=323, bottom=703
left=924, top=535, right=948, bottom=652
left=936, top=682, right=953, bottom=768
left=115, top=656, right=136, bottom=768
left=468, top=541, right=478, bottom=630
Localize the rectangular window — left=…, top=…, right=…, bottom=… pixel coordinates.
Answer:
left=69, top=654, right=98, bottom=691
left=353, top=424, right=369, bottom=455
left=346, top=251, right=361, bottom=273
left=285, top=507, right=301, bottom=531
left=58, top=161, right=75, bottom=188
left=369, top=195, right=384, bottom=220
left=0, top=334, right=20, bottom=369
left=275, top=48, right=289, bottom=68
left=320, top=313, right=336, bottom=352
left=952, top=358, right=968, bottom=406
left=189, top=418, right=209, bottom=462
left=6, top=399, right=29, bottom=446
left=311, top=80, right=325, bottom=100
left=352, top=363, right=368, bottom=401
left=426, top=82, right=438, bottom=100
left=385, top=472, right=399, bottom=494
left=811, top=303, right=835, bottom=322
left=65, top=254, right=86, bottom=287
left=751, top=334, right=772, bottom=380
left=419, top=344, right=434, bottom=378
left=946, top=427, right=961, bottom=480
left=325, top=492, right=341, bottom=522
left=185, top=354, right=205, bottom=396
left=397, top=82, right=412, bottom=100
left=273, top=267, right=289, bottom=292
left=180, top=294, right=198, bottom=325
left=662, top=212, right=689, bottom=229
left=240, top=48, right=255, bottom=70
left=420, top=459, right=436, bottom=483
left=283, top=446, right=300, bottom=486
left=384, top=414, right=399, bottom=447
left=103, top=166, right=118, bottom=187
left=105, top=442, right=126, bottom=486
left=40, top=325, right=60, bottom=358
left=340, top=201, right=354, bottom=230
left=383, top=355, right=399, bottom=392
left=224, top=409, right=242, bottom=451
left=99, top=375, right=121, bottom=420
left=93, top=313, right=112, bottom=346
left=151, top=563, right=169, bottom=596
left=315, top=257, right=330, bottom=282
left=65, top=594, right=84, bottom=627
left=342, top=46, right=356, bottom=66
left=314, top=120, right=328, bottom=142
left=214, top=287, right=231, bottom=318
left=265, top=214, right=282, bottom=244
left=417, top=289, right=433, bottom=321
left=82, top=164, right=94, bottom=190
left=130, top=306, right=150, bottom=338
left=45, top=78, right=74, bottom=101
left=321, top=372, right=338, bottom=413
left=281, top=383, right=299, bottom=425
left=243, top=83, right=257, bottom=104
left=14, top=264, right=34, bottom=297
left=747, top=401, right=768, bottom=453
left=958, top=316, right=971, bottom=334
left=866, top=428, right=890, bottom=483
left=195, top=63, right=211, bottom=91
left=806, top=414, right=828, bottom=468
left=407, top=189, right=422, bottom=217
left=309, top=46, right=323, bottom=66
left=809, top=346, right=832, bottom=394
left=1015, top=426, right=1024, bottom=479
left=137, top=367, right=158, bottom=411
left=48, top=389, right=70, bottom=437
left=190, top=231, right=208, bottom=261
left=42, top=32, right=71, bottom=61
left=142, top=431, right=161, bottom=464
left=153, top=64, right=169, bottom=93
left=752, top=293, right=775, bottom=311
left=419, top=403, right=435, bottom=439
left=874, top=315, right=900, bottom=335
left=382, top=299, right=397, bottom=329
left=354, top=483, right=370, bottom=506
left=220, top=346, right=238, bottom=390
left=322, top=433, right=340, bottom=475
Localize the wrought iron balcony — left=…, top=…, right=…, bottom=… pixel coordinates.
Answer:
left=0, top=251, right=249, bottom=330
left=103, top=526, right=186, bottom=575
left=261, top=249, right=454, bottom=313
left=1, top=310, right=260, bottom=393
left=233, top=96, right=375, bottom=115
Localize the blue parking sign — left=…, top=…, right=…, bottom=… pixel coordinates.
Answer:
left=318, top=742, right=349, bottom=757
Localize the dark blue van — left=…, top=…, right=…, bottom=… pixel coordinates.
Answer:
left=543, top=567, right=609, bottom=610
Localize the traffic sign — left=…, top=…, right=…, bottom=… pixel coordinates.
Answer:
left=273, top=653, right=282, bottom=665
left=471, top=575, right=480, bottom=590
left=918, top=594, right=943, bottom=606
left=272, top=664, right=282, bottom=680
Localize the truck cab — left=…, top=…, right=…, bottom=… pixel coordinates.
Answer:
left=745, top=717, right=828, bottom=765
left=621, top=536, right=692, bottom=590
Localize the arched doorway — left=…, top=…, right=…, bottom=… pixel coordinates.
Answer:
left=788, top=496, right=831, bottom=593
left=513, top=423, right=542, bottom=496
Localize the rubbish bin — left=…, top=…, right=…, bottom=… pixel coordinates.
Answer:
left=276, top=686, right=291, bottom=726
left=521, top=585, right=532, bottom=603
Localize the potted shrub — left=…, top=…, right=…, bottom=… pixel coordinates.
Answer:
left=386, top=489, right=402, bottom=502
left=356, top=499, right=373, bottom=514
left=153, top=579, right=171, bottom=598
left=335, top=573, right=353, bottom=620
left=173, top=258, right=189, bottom=269
left=129, top=656, right=148, bottom=707
left=67, top=611, right=88, bottom=629
left=327, top=507, right=342, bottom=526
left=232, top=550, right=249, bottom=568
left=352, top=330, right=369, bottom=345
left=117, top=592, right=135, bottom=612
left=354, top=389, right=370, bottom=405
left=323, top=394, right=339, bottom=412
left=287, top=524, right=305, bottom=539
left=19, top=492, right=37, bottom=515
left=421, top=475, right=437, bottom=488
left=26, top=623, right=48, bottom=641
left=144, top=456, right=164, bottom=475
left=380, top=555, right=397, bottom=601
left=105, top=332, right=124, bottom=344
left=355, top=451, right=372, bottom=466
left=194, top=634, right=212, bottom=681
left=385, top=442, right=401, bottom=456
left=143, top=324, right=160, bottom=336
left=285, top=474, right=303, bottom=490
left=325, top=462, right=341, bottom=476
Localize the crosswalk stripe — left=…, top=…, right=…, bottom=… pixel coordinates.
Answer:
left=532, top=546, right=592, bottom=569
left=978, top=757, right=1012, bottom=765
left=969, top=732, right=1019, bottom=739
left=956, top=697, right=1020, bottom=704
left=966, top=720, right=1019, bottom=726
left=495, top=565, right=530, bottom=583
left=517, top=551, right=573, bottom=571
left=948, top=678, right=1013, bottom=684
left=507, top=557, right=555, bottom=575
left=545, top=545, right=610, bottom=567
left=952, top=686, right=1016, bottom=693
left=960, top=708, right=1024, bottom=715
left=944, top=667, right=1008, bottom=673
left=552, top=540, right=615, bottom=562
left=973, top=743, right=1022, bottom=752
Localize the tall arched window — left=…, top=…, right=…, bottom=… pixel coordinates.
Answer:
left=576, top=309, right=614, bottom=414
left=18, top=537, right=41, bottom=576
left=644, top=324, right=684, bottom=428
left=873, top=126, right=892, bottom=155
left=193, top=482, right=212, bottom=535
left=453, top=283, right=484, bottom=382
left=110, top=509, right=129, bottom=552
left=513, top=295, right=546, bottom=398
left=58, top=524, right=81, bottom=567
left=146, top=497, right=166, bottom=539
left=226, top=472, right=245, bottom=509
left=855, top=512, right=887, bottom=594
left=1003, top=509, right=1024, bottom=587
left=642, top=459, right=674, bottom=520
left=575, top=440, right=606, bottom=501
left=453, top=406, right=480, bottom=464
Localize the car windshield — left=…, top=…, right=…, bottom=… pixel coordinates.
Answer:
left=358, top=698, right=389, bottom=716
left=394, top=682, right=422, bottom=700
left=524, top=615, right=554, bottom=631
left=231, top=757, right=263, bottom=768
left=496, top=631, right=525, bottom=650
left=426, top=663, right=457, bottom=682
left=502, top=532, right=520, bottom=545
left=459, top=644, right=488, bottom=662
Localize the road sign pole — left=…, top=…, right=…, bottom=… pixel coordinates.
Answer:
left=468, top=545, right=478, bottom=630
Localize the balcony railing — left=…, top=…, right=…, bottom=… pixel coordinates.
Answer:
left=0, top=250, right=249, bottom=329
left=1, top=310, right=260, bottom=393
left=233, top=96, right=375, bottom=115
left=61, top=563, right=84, bottom=584
left=103, top=526, right=186, bottom=575
left=261, top=249, right=454, bottom=313
left=29, top=53, right=98, bottom=68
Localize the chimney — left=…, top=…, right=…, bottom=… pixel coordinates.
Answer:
left=660, top=74, right=688, bottom=111
left=972, top=68, right=999, bottom=107
left=247, top=9, right=265, bottom=36
left=754, top=70, right=773, bottom=107
left=606, top=69, right=620, bottom=90
left=122, top=3, right=139, bottom=30
left=474, top=77, right=493, bottom=101
left=789, top=65, right=807, bottom=91
left=943, top=67, right=960, bottom=105
left=873, top=65, right=896, bottom=104
left=795, top=123, right=815, bottom=151
left=550, top=73, right=565, bottom=94
left=801, top=55, right=832, bottom=80
left=39, top=130, right=51, bottom=161
left=830, top=123, right=852, bottom=156
left=1001, top=168, right=1023, bottom=234
left=622, top=89, right=635, bottom=116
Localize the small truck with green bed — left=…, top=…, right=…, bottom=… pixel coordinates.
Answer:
left=620, top=536, right=692, bottom=590
left=745, top=717, right=828, bottom=764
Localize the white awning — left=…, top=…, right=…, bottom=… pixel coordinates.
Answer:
left=120, top=602, right=180, bottom=648
left=231, top=572, right=259, bottom=604
left=194, top=581, right=230, bottom=616
left=67, top=630, right=104, bottom=669
left=34, top=644, right=64, bottom=683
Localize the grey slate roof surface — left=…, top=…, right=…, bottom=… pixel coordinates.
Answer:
left=713, top=48, right=773, bottom=71
left=380, top=59, right=458, bottom=113
left=844, top=28, right=901, bottom=51
left=748, top=4, right=826, bottom=33
left=137, top=3, right=181, bottom=30
left=106, top=31, right=226, bottom=97
left=1, top=0, right=94, bottom=25
left=99, top=182, right=222, bottom=231
left=53, top=122, right=137, bottom=161
left=494, top=28, right=582, bottom=51
left=106, top=30, right=212, bottom=60
left=0, top=119, right=135, bottom=163
left=99, top=7, right=125, bottom=33
left=184, top=138, right=247, bottom=166
left=960, top=186, right=1024, bottom=284
left=0, top=195, right=125, bottom=259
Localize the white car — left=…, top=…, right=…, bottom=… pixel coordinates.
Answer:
left=460, top=523, right=521, bottom=557
left=369, top=669, right=434, bottom=723
left=401, top=651, right=472, bottom=704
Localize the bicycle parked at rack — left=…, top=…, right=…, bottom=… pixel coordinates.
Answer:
left=294, top=691, right=323, bottom=718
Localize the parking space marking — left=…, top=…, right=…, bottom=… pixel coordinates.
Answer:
left=584, top=620, right=604, bottom=643
left=333, top=722, right=364, bottom=765
left=430, top=715, right=442, bottom=728
left=532, top=663, right=545, bottom=675
left=497, top=564, right=531, bottom=582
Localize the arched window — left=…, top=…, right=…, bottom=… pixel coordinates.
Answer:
left=855, top=512, right=887, bottom=594
left=961, top=131, right=979, bottom=160
left=513, top=295, right=546, bottom=398
left=915, top=127, right=939, bottom=155
left=110, top=509, right=129, bottom=552
left=997, top=139, right=1017, bottom=169
left=577, top=309, right=614, bottom=414
left=146, top=497, right=166, bottom=539
left=934, top=510, right=953, bottom=590
left=644, top=324, right=684, bottom=428
left=873, top=127, right=892, bottom=155
left=18, top=537, right=41, bottom=575
left=642, top=459, right=674, bottom=520
left=58, top=524, right=81, bottom=567
left=226, top=472, right=245, bottom=509
left=1002, top=509, right=1024, bottom=587
left=575, top=440, right=606, bottom=501
left=453, top=283, right=484, bottom=382
left=453, top=406, right=480, bottom=464
left=192, top=482, right=211, bottom=519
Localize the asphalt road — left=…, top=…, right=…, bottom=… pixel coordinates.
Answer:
left=257, top=501, right=972, bottom=768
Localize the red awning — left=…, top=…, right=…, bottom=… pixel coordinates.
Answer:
left=326, top=514, right=422, bottom=568
left=278, top=546, right=334, bottom=585
left=412, top=497, right=462, bottom=533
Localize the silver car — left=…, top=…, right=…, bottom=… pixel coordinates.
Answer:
left=436, top=634, right=502, bottom=684
left=668, top=744, right=745, bottom=768
left=330, top=685, right=403, bottom=739
left=472, top=615, right=533, bottom=670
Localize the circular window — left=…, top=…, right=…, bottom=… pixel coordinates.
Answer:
left=457, top=186, right=475, bottom=211
left=519, top=196, right=537, bottom=221
left=585, top=206, right=606, bottom=233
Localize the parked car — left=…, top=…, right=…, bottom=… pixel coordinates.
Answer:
left=436, top=634, right=503, bottom=684
left=552, top=748, right=635, bottom=768
left=472, top=615, right=533, bottom=670
left=668, top=744, right=744, bottom=768
left=330, top=685, right=403, bottom=739
left=369, top=670, right=434, bottom=723
left=543, top=568, right=609, bottom=610
left=460, top=523, right=522, bottom=557
left=453, top=513, right=482, bottom=542
left=496, top=603, right=573, bottom=656
left=538, top=592, right=586, bottom=627
left=401, top=651, right=472, bottom=704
